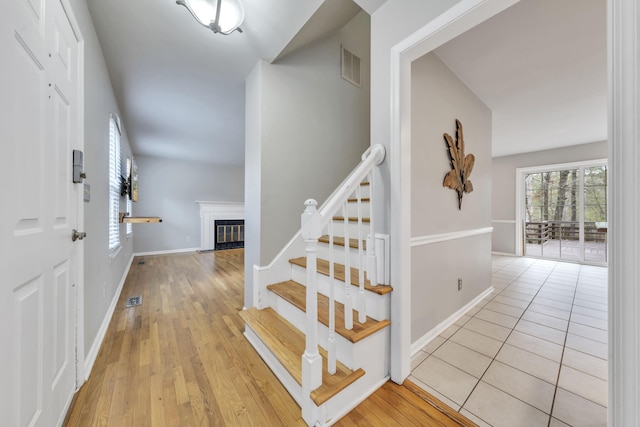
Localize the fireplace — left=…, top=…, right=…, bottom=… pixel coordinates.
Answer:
left=214, top=219, right=244, bottom=250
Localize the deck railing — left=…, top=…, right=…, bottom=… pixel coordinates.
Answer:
left=525, top=220, right=607, bottom=244
left=299, top=144, right=385, bottom=405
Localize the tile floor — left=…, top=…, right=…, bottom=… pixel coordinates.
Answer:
left=410, top=255, right=608, bottom=427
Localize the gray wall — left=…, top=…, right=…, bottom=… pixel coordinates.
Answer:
left=492, top=140, right=608, bottom=254
left=244, top=12, right=371, bottom=307
left=411, top=52, right=492, bottom=342
left=132, top=156, right=244, bottom=253
left=69, top=0, right=135, bottom=358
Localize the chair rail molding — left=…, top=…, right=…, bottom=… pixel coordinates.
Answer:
left=196, top=201, right=244, bottom=250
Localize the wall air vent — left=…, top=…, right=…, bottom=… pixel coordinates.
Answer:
left=341, top=45, right=361, bottom=87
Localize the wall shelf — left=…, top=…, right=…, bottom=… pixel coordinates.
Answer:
left=119, top=213, right=162, bottom=223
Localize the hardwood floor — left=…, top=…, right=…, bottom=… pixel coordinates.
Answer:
left=64, top=249, right=472, bottom=426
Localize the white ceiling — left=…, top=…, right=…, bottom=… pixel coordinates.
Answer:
left=435, top=0, right=607, bottom=157
left=87, top=0, right=607, bottom=165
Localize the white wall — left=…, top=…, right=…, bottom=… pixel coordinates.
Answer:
left=410, top=52, right=492, bottom=342
left=132, top=156, right=244, bottom=254
left=492, top=140, right=607, bottom=254
left=68, top=0, right=135, bottom=361
left=244, top=12, right=371, bottom=307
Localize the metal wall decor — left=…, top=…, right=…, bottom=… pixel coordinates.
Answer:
left=443, top=119, right=475, bottom=209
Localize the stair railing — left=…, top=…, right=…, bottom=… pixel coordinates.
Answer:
left=299, top=144, right=386, bottom=399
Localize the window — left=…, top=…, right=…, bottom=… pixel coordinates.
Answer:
left=108, top=114, right=121, bottom=251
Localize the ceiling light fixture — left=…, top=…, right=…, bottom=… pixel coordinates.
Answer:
left=176, top=0, right=244, bottom=35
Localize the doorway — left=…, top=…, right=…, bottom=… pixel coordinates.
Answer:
left=517, top=160, right=608, bottom=265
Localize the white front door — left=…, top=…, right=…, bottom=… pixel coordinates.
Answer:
left=0, top=0, right=82, bottom=425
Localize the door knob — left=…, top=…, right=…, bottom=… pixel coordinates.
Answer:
left=72, top=229, right=87, bottom=241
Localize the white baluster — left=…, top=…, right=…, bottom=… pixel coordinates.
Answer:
left=301, top=199, right=322, bottom=408
left=356, top=184, right=366, bottom=323
left=328, top=220, right=336, bottom=375
left=342, top=203, right=353, bottom=330
left=366, top=172, right=378, bottom=288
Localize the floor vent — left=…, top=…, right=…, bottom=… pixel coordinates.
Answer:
left=137, top=261, right=145, bottom=265
left=126, top=295, right=142, bottom=307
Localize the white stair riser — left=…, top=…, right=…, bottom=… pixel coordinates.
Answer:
left=291, top=264, right=390, bottom=321
left=268, top=292, right=357, bottom=368
left=316, top=243, right=368, bottom=271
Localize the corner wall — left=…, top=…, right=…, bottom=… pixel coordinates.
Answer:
left=132, top=156, right=244, bottom=254
left=244, top=12, right=371, bottom=307
left=492, top=141, right=607, bottom=254
left=410, top=52, right=492, bottom=342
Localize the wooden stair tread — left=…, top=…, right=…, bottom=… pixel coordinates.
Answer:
left=289, top=257, right=393, bottom=295
left=347, top=197, right=370, bottom=203
left=267, top=281, right=390, bottom=343
left=240, top=307, right=365, bottom=406
left=318, top=235, right=366, bottom=250
left=332, top=216, right=370, bottom=223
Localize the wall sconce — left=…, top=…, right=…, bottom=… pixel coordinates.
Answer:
left=176, top=0, right=244, bottom=35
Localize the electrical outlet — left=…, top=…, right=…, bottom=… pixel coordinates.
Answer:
left=458, top=278, right=462, bottom=291
left=186, top=236, right=191, bottom=241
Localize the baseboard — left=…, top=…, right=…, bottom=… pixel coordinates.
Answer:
left=492, top=251, right=517, bottom=256
left=133, top=247, right=200, bottom=256
left=83, top=253, right=134, bottom=379
left=410, top=286, right=494, bottom=357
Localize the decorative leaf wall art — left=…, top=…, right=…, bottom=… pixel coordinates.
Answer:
left=443, top=119, right=475, bottom=210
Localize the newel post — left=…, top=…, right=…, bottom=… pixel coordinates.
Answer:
left=301, top=199, right=322, bottom=421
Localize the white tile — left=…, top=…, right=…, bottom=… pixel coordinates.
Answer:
left=439, top=324, right=460, bottom=339
left=571, top=313, right=609, bottom=331
left=515, top=319, right=567, bottom=345
left=562, top=348, right=608, bottom=381
left=501, top=288, right=537, bottom=300
left=568, top=322, right=608, bottom=344
left=432, top=340, right=492, bottom=378
left=533, top=296, right=573, bottom=311
left=537, top=290, right=574, bottom=303
left=493, top=295, right=532, bottom=309
left=475, top=308, right=519, bottom=329
left=522, top=310, right=569, bottom=332
left=484, top=301, right=526, bottom=317
left=421, top=335, right=446, bottom=354
left=495, top=344, right=560, bottom=384
left=506, top=331, right=564, bottom=362
left=411, top=355, right=478, bottom=405
left=459, top=409, right=492, bottom=427
left=463, top=382, right=549, bottom=427
left=549, top=418, right=571, bottom=427
left=464, top=318, right=512, bottom=341
left=565, top=333, right=608, bottom=360
left=467, top=306, right=481, bottom=317
left=558, top=365, right=608, bottom=407
left=410, top=350, right=429, bottom=370
left=528, top=303, right=571, bottom=320
left=552, top=388, right=607, bottom=427
left=572, top=297, right=607, bottom=312
left=571, top=305, right=608, bottom=321
left=454, top=314, right=472, bottom=327
left=449, top=327, right=504, bottom=358
left=482, top=360, right=555, bottom=413
left=407, top=375, right=461, bottom=411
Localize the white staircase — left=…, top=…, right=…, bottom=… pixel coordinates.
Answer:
left=240, top=145, right=391, bottom=426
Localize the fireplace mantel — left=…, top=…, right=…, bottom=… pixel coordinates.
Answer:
left=196, top=201, right=244, bottom=250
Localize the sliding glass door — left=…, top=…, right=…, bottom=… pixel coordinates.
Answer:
left=519, top=161, right=607, bottom=264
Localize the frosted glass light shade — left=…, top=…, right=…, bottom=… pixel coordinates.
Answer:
left=177, top=0, right=244, bottom=35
